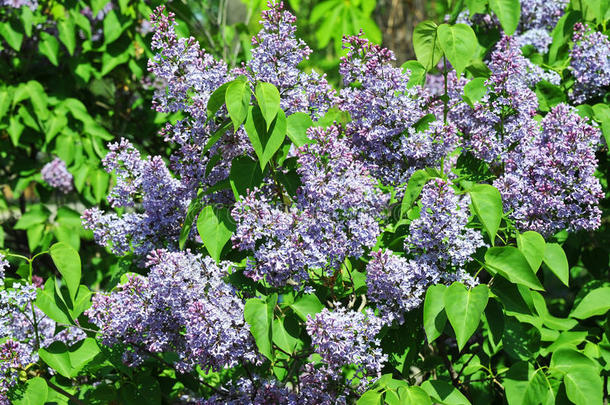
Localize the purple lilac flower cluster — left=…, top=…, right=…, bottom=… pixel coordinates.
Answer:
left=41, top=157, right=73, bottom=194
left=366, top=250, right=440, bottom=324
left=82, top=139, right=192, bottom=256
left=232, top=125, right=388, bottom=287
left=0, top=254, right=85, bottom=401
left=405, top=179, right=484, bottom=272
left=457, top=0, right=568, bottom=54
left=1, top=0, right=37, bottom=10
left=494, top=104, right=603, bottom=235
left=246, top=2, right=335, bottom=116
left=338, top=34, right=439, bottom=185
left=306, top=306, right=387, bottom=388
left=451, top=36, right=540, bottom=163
left=86, top=250, right=257, bottom=372
left=569, top=23, right=610, bottom=103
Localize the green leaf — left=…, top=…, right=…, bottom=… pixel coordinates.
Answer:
left=401, top=170, right=433, bottom=218
left=255, top=82, right=281, bottom=129
left=0, top=21, right=23, bottom=51
left=229, top=155, right=264, bottom=198
left=421, top=380, right=471, bottom=405
left=206, top=82, right=230, bottom=119
left=402, top=60, right=427, bottom=87
left=44, top=113, right=68, bottom=143
left=11, top=377, right=48, bottom=405
left=535, top=80, right=566, bottom=112
left=357, top=391, right=382, bottom=405
left=542, top=243, right=569, bottom=287
left=244, top=295, right=276, bottom=361
left=564, top=366, right=603, bottom=405
left=489, top=0, right=521, bottom=35
left=39, top=341, right=72, bottom=377
left=516, top=231, right=546, bottom=272
left=504, top=362, right=553, bottom=405
left=272, top=317, right=301, bottom=354
left=244, top=106, right=287, bottom=170
left=57, top=18, right=76, bottom=55
left=436, top=24, right=477, bottom=76
left=196, top=205, right=235, bottom=262
left=179, top=192, right=204, bottom=250
left=400, top=386, right=432, bottom=405
left=38, top=32, right=60, bottom=66
left=286, top=112, right=313, bottom=147
left=570, top=287, right=610, bottom=319
left=103, top=10, right=124, bottom=44
left=290, top=294, right=323, bottom=321
left=485, top=246, right=544, bottom=290
left=226, top=79, right=251, bottom=132
left=413, top=20, right=443, bottom=71
left=423, top=284, right=448, bottom=343
left=68, top=338, right=102, bottom=374
left=35, top=278, right=73, bottom=325
left=469, top=184, right=502, bottom=244
left=49, top=242, right=81, bottom=302
left=550, top=348, right=599, bottom=373
left=14, top=204, right=51, bottom=230
left=503, top=317, right=541, bottom=361
left=462, top=77, right=487, bottom=107
left=444, top=283, right=489, bottom=351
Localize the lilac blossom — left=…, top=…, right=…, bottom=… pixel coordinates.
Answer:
left=405, top=179, right=484, bottom=275
left=495, top=104, right=603, bottom=235
left=366, top=250, right=441, bottom=325
left=86, top=250, right=257, bottom=372
left=0, top=267, right=85, bottom=401
left=569, top=23, right=610, bottom=103
left=306, top=306, right=387, bottom=389
left=82, top=139, right=192, bottom=256
left=247, top=2, right=335, bottom=117
left=338, top=34, right=431, bottom=185
left=232, top=126, right=388, bottom=287
left=452, top=36, right=539, bottom=163
left=0, top=0, right=37, bottom=10
left=41, top=158, right=73, bottom=194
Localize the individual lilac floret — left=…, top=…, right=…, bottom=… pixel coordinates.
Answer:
left=569, top=23, right=610, bottom=103
left=82, top=139, right=192, bottom=256
left=306, top=306, right=387, bottom=390
left=338, top=34, right=430, bottom=185
left=495, top=104, right=603, bottom=235
left=41, top=158, right=73, bottom=194
left=246, top=2, right=335, bottom=117
left=366, top=250, right=441, bottom=325
left=232, top=126, right=388, bottom=287
left=86, top=250, right=257, bottom=372
left=405, top=179, right=485, bottom=272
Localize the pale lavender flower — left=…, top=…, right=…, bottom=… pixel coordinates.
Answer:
left=306, top=306, right=387, bottom=389
left=405, top=179, right=484, bottom=271
left=569, top=23, right=610, bottom=103
left=41, top=158, right=73, bottom=193
left=232, top=126, right=388, bottom=287
left=86, top=250, right=256, bottom=372
left=366, top=250, right=441, bottom=325
left=495, top=103, right=603, bottom=235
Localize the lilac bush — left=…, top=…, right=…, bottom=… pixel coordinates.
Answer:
left=3, top=0, right=610, bottom=403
